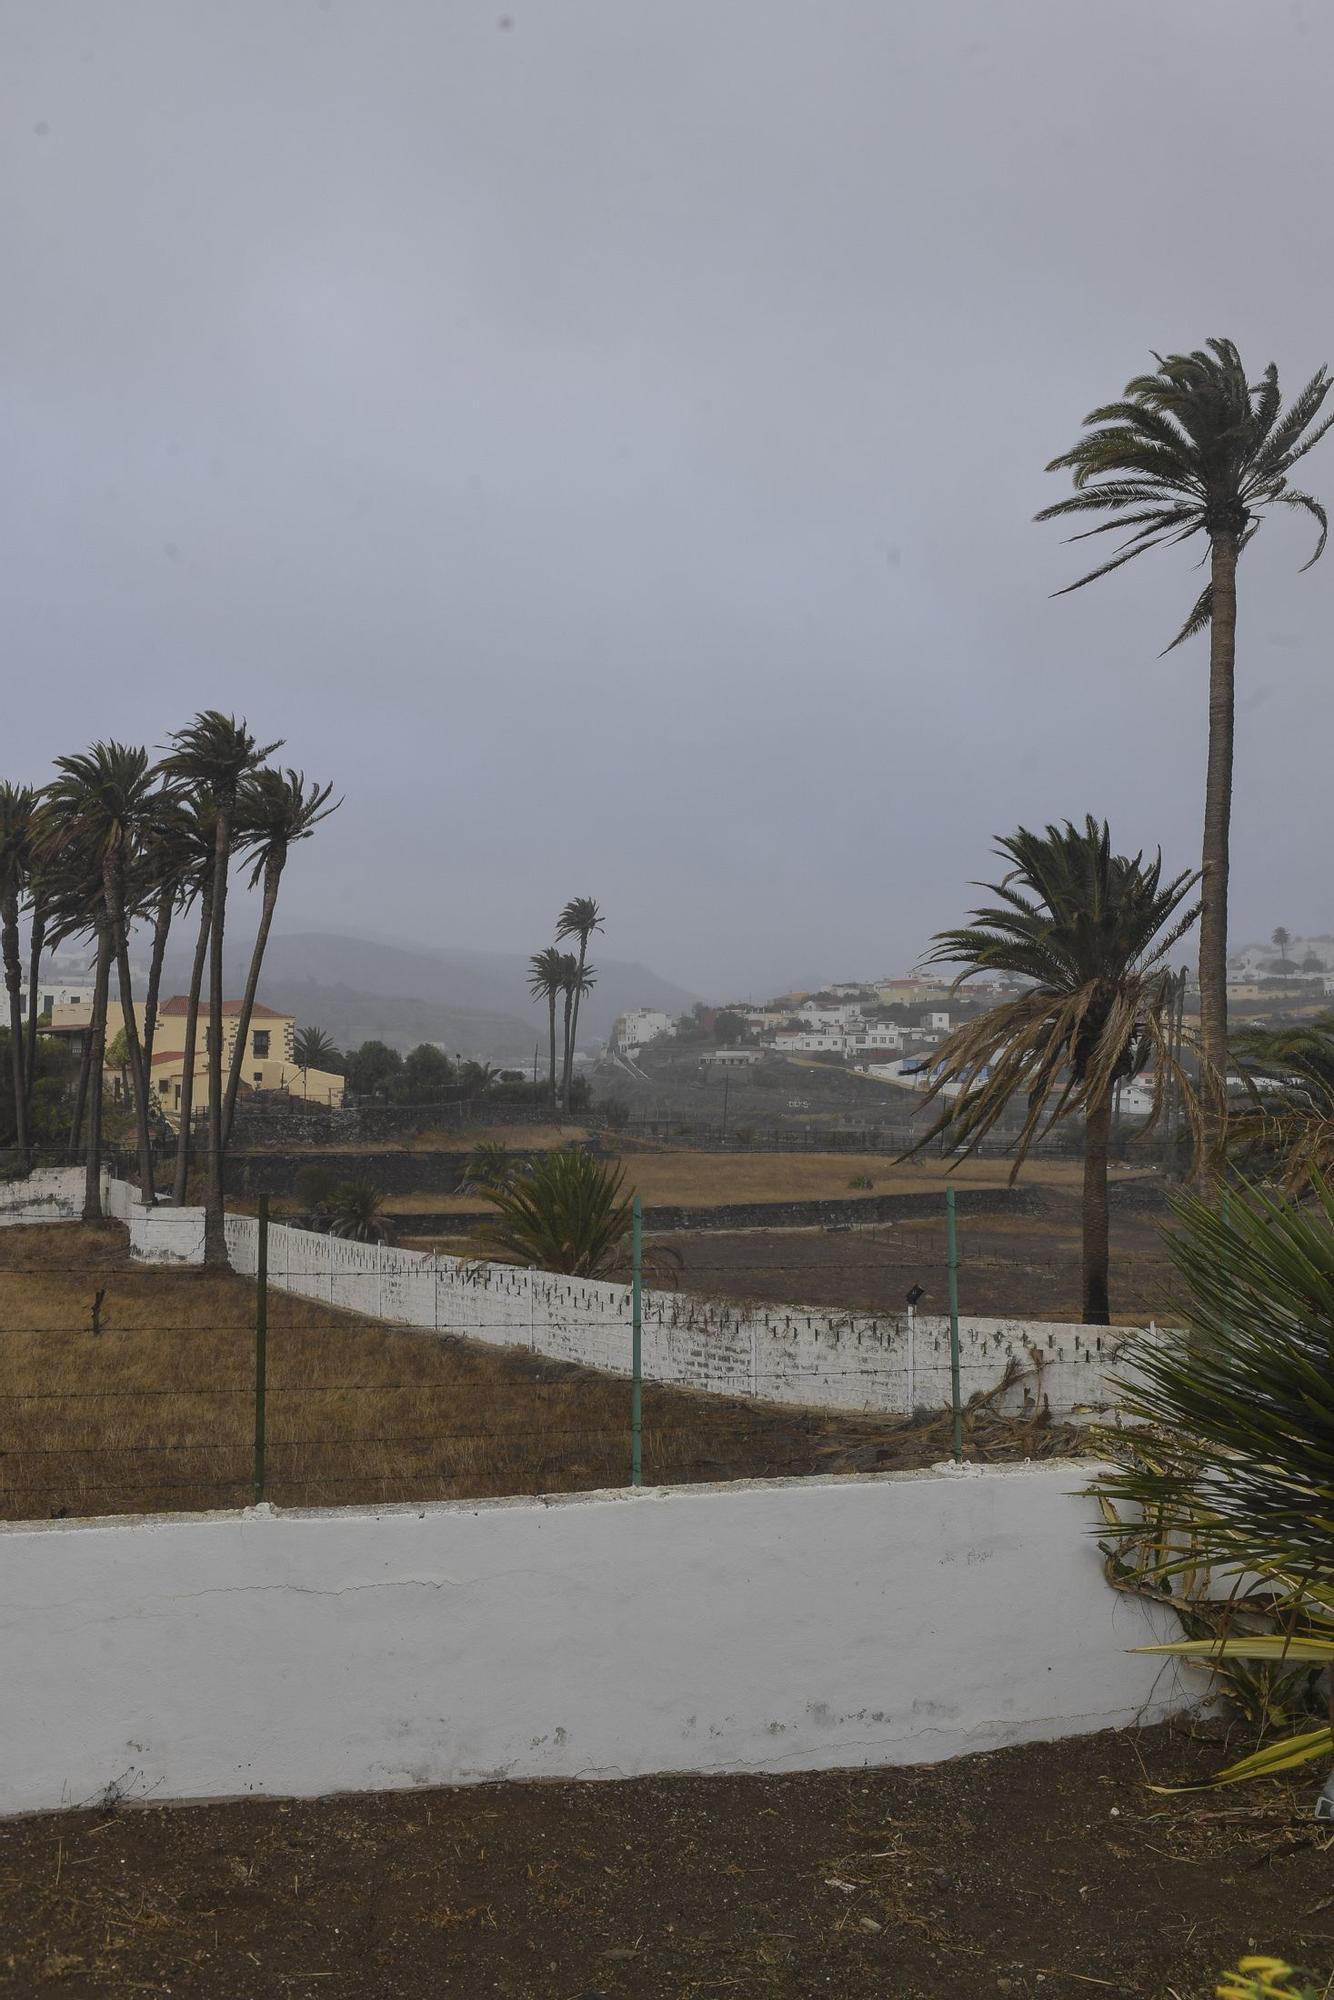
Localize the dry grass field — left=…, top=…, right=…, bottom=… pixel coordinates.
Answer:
left=384, top=1149, right=1106, bottom=1214
left=0, top=1223, right=1075, bottom=1522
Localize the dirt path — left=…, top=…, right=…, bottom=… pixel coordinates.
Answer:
left=1, top=1723, right=1327, bottom=1997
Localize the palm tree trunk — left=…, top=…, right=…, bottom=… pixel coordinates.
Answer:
left=141, top=884, right=174, bottom=1089
left=560, top=987, right=573, bottom=1115
left=547, top=989, right=558, bottom=1110
left=171, top=884, right=211, bottom=1207
left=1, top=890, right=28, bottom=1165
left=222, top=851, right=284, bottom=1147
left=83, top=925, right=112, bottom=1221
left=204, top=810, right=231, bottom=1264
left=565, top=936, right=588, bottom=1111
left=1081, top=1093, right=1112, bottom=1326
left=105, top=860, right=155, bottom=1205
left=23, top=893, right=46, bottom=1125
left=67, top=1012, right=94, bottom=1164
left=1199, top=530, right=1239, bottom=1169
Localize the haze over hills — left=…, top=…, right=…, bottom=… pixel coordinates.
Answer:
left=157, top=929, right=700, bottom=1060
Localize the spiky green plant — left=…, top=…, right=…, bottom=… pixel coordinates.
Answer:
left=1096, top=1176, right=1334, bottom=1785
left=1230, top=1015, right=1334, bottom=1191
left=469, top=1148, right=638, bottom=1279
left=1038, top=340, right=1333, bottom=1156
left=326, top=1177, right=392, bottom=1244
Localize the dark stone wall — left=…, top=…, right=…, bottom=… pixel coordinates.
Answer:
left=385, top=1184, right=1037, bottom=1239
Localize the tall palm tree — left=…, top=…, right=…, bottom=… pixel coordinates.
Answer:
left=528, top=946, right=565, bottom=1110
left=162, top=714, right=279, bottom=1262
left=38, top=746, right=163, bottom=1204
left=555, top=897, right=603, bottom=1108
left=911, top=819, right=1199, bottom=1324
left=0, top=785, right=35, bottom=1163
left=168, top=794, right=220, bottom=1206
left=1038, top=340, right=1332, bottom=1159
left=557, top=952, right=596, bottom=1114
left=223, top=768, right=338, bottom=1144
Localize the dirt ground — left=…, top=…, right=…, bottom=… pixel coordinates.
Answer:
left=384, top=1150, right=1097, bottom=1215
left=2, top=1722, right=1330, bottom=1999
left=0, top=1224, right=1079, bottom=1522
left=653, top=1179, right=1180, bottom=1325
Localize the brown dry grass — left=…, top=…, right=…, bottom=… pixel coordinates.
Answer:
left=384, top=1148, right=1103, bottom=1214
left=0, top=1222, right=1008, bottom=1523
left=285, top=1123, right=592, bottom=1155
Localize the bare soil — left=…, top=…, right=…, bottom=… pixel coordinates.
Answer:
left=653, top=1180, right=1180, bottom=1326
left=2, top=1722, right=1329, bottom=1998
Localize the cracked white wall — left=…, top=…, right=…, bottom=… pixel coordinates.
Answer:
left=0, top=1465, right=1190, bottom=1817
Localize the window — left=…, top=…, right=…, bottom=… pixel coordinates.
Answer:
left=254, top=1072, right=263, bottom=1086
left=253, top=1030, right=271, bottom=1058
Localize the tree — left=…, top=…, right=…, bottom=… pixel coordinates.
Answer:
left=293, top=1025, right=340, bottom=1072
left=713, top=1009, right=750, bottom=1045
left=1038, top=340, right=1332, bottom=1160
left=469, top=1149, right=642, bottom=1278
left=399, top=1042, right=454, bottom=1103
left=555, top=897, right=603, bottom=1109
left=38, top=745, right=163, bottom=1206
left=528, top=947, right=565, bottom=1110
left=0, top=785, right=35, bottom=1167
left=343, top=1039, right=402, bottom=1100
left=557, top=952, right=595, bottom=1114
left=162, top=714, right=279, bottom=1262
left=1272, top=925, right=1295, bottom=972
left=167, top=795, right=221, bottom=1207
left=910, top=818, right=1199, bottom=1324
left=223, top=768, right=338, bottom=1144
left=1301, top=951, right=1326, bottom=975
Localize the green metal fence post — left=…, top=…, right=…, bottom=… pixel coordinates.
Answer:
left=254, top=1193, right=269, bottom=1504
left=946, top=1187, right=962, bottom=1464
left=631, top=1194, right=643, bottom=1488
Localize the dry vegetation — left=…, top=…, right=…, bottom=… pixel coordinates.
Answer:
left=0, top=1224, right=1077, bottom=1522
left=385, top=1149, right=1102, bottom=1214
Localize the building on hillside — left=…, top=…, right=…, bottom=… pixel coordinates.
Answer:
left=699, top=1047, right=764, bottom=1069
left=771, top=1029, right=845, bottom=1054
left=43, top=995, right=344, bottom=1122
left=797, top=1003, right=864, bottom=1030
left=612, top=1008, right=676, bottom=1053
left=845, top=1024, right=904, bottom=1054
left=874, top=977, right=952, bottom=1005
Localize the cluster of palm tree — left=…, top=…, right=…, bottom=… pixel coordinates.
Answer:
left=1039, top=336, right=1332, bottom=1159
left=0, top=713, right=337, bottom=1264
left=528, top=897, right=602, bottom=1113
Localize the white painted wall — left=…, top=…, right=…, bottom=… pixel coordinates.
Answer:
left=0, top=1465, right=1189, bottom=1817
left=222, top=1210, right=1145, bottom=1419
left=0, top=1166, right=86, bottom=1226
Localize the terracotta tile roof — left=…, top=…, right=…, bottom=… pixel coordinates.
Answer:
left=157, top=998, right=290, bottom=1019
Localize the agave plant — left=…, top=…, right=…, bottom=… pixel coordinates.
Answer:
left=1095, top=1176, right=1334, bottom=1786
left=468, top=1148, right=670, bottom=1280
left=459, top=1138, right=513, bottom=1194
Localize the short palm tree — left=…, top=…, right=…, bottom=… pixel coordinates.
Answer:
left=470, top=1148, right=639, bottom=1278
left=528, top=946, right=565, bottom=1110
left=293, top=1024, right=338, bottom=1071
left=1039, top=340, right=1332, bottom=1157
left=1230, top=1014, right=1334, bottom=1191
left=555, top=897, right=603, bottom=1107
left=326, top=1176, right=392, bottom=1244
left=912, top=818, right=1199, bottom=1324
left=223, top=768, right=338, bottom=1143
left=0, top=784, right=35, bottom=1163
left=162, top=714, right=280, bottom=1261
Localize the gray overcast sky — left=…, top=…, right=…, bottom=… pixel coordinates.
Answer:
left=3, top=0, right=1332, bottom=998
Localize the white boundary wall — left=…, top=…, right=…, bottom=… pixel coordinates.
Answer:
left=0, top=1166, right=86, bottom=1226
left=223, top=1210, right=1145, bottom=1417
left=103, top=1173, right=207, bottom=1261
left=0, top=1465, right=1188, bottom=1816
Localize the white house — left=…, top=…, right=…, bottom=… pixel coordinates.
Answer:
left=613, top=1009, right=676, bottom=1053
left=699, top=1048, right=764, bottom=1069
left=772, top=1030, right=845, bottom=1054
left=846, top=1024, right=904, bottom=1053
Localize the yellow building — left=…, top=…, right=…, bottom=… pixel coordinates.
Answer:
left=46, top=995, right=344, bottom=1122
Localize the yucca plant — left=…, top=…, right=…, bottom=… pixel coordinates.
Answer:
left=459, top=1138, right=512, bottom=1194
left=469, top=1149, right=651, bottom=1279
left=1096, top=1176, right=1334, bottom=1786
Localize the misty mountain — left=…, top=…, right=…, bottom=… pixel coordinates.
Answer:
left=157, top=929, right=699, bottom=1059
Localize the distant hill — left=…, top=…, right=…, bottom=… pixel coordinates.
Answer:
left=156, top=928, right=699, bottom=1059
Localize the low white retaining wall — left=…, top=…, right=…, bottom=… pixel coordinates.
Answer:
left=103, top=1174, right=206, bottom=1262
left=0, top=1166, right=86, bottom=1226
left=223, top=1211, right=1142, bottom=1417
left=0, top=1464, right=1188, bottom=1816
